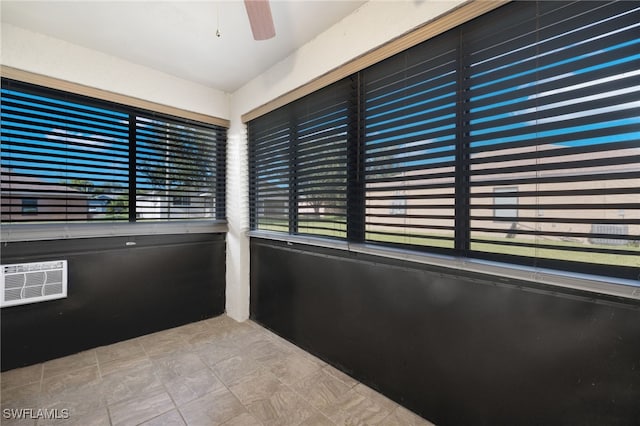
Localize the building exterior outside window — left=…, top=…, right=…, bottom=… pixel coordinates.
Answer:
left=493, top=187, right=518, bottom=220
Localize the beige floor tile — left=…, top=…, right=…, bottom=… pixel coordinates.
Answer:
left=245, top=387, right=318, bottom=426
left=179, top=387, right=247, bottom=426
left=211, top=355, right=263, bottom=388
left=164, top=368, right=226, bottom=407
left=152, top=351, right=226, bottom=405
left=40, top=366, right=102, bottom=400
left=1, top=382, right=41, bottom=408
left=189, top=321, right=263, bottom=349
left=138, top=329, right=189, bottom=357
left=101, top=363, right=164, bottom=406
left=223, top=330, right=273, bottom=356
left=40, top=391, right=104, bottom=412
left=324, top=388, right=396, bottom=426
left=220, top=412, right=263, bottom=426
left=264, top=332, right=293, bottom=348
left=298, top=413, right=336, bottom=426
left=1, top=364, right=43, bottom=391
left=228, top=370, right=288, bottom=406
left=39, top=376, right=105, bottom=422
left=244, top=320, right=264, bottom=329
left=211, top=322, right=261, bottom=343
left=37, top=405, right=110, bottom=426
left=245, top=340, right=293, bottom=366
left=265, top=352, right=323, bottom=386
left=321, top=365, right=358, bottom=389
left=0, top=383, right=41, bottom=426
left=152, top=352, right=209, bottom=379
left=108, top=390, right=174, bottom=426
left=215, top=317, right=255, bottom=332
left=203, top=315, right=237, bottom=330
left=192, top=319, right=235, bottom=340
left=42, top=351, right=97, bottom=380
left=353, top=383, right=398, bottom=413
left=382, top=405, right=435, bottom=425
left=99, top=354, right=152, bottom=377
left=192, top=339, right=241, bottom=367
left=174, top=321, right=216, bottom=338
left=96, top=339, right=145, bottom=365
left=291, top=369, right=353, bottom=412
left=184, top=329, right=225, bottom=347
left=139, top=408, right=186, bottom=426
left=0, top=413, right=37, bottom=426
left=264, top=338, right=327, bottom=368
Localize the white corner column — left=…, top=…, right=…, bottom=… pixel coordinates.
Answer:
left=225, top=111, right=251, bottom=322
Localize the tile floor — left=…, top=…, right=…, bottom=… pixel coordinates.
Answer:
left=1, top=315, right=434, bottom=426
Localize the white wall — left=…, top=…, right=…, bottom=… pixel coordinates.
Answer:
left=226, top=0, right=463, bottom=321
left=1, top=23, right=229, bottom=119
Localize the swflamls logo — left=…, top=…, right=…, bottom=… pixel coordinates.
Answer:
left=2, top=408, right=70, bottom=420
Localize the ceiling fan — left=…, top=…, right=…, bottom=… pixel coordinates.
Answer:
left=244, top=0, right=276, bottom=40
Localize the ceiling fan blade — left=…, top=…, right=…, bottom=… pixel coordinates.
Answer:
left=244, top=0, right=276, bottom=40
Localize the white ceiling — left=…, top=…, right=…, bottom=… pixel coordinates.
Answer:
left=1, top=0, right=366, bottom=93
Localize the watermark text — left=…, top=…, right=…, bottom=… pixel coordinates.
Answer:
left=2, top=408, right=70, bottom=420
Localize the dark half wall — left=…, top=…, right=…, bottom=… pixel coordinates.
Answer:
left=250, top=238, right=640, bottom=426
left=1, top=233, right=226, bottom=371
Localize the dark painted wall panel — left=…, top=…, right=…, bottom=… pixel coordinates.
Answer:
left=250, top=239, right=640, bottom=426
left=1, top=233, right=226, bottom=371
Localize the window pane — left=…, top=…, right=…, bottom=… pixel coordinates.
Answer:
left=249, top=78, right=352, bottom=239
left=249, top=108, right=291, bottom=233
left=363, top=32, right=458, bottom=250
left=464, top=1, right=640, bottom=270
left=135, top=115, right=224, bottom=220
left=1, top=82, right=130, bottom=223
left=294, top=79, right=350, bottom=239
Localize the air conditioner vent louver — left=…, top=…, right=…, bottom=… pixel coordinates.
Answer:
left=1, top=261, right=67, bottom=307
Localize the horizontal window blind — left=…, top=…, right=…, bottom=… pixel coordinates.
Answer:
left=1, top=79, right=226, bottom=223
left=248, top=0, right=639, bottom=280
left=249, top=108, right=291, bottom=233
left=363, top=32, right=458, bottom=251
left=1, top=83, right=130, bottom=222
left=135, top=114, right=226, bottom=220
left=249, top=78, right=352, bottom=239
left=294, top=79, right=352, bottom=238
left=464, top=1, right=640, bottom=274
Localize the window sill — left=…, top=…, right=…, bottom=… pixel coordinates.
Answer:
left=248, top=230, right=640, bottom=301
left=1, top=220, right=228, bottom=243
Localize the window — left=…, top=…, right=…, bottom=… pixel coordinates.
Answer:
left=21, top=199, right=37, bottom=215
left=493, top=187, right=518, bottom=220
left=249, top=78, right=353, bottom=239
left=172, top=196, right=191, bottom=207
left=1, top=79, right=227, bottom=223
left=389, top=196, right=407, bottom=216
left=464, top=1, right=639, bottom=277
left=363, top=32, right=458, bottom=250
left=248, top=0, right=639, bottom=280
left=248, top=108, right=291, bottom=233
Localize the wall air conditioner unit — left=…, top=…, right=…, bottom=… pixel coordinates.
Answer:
left=1, top=260, right=68, bottom=307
